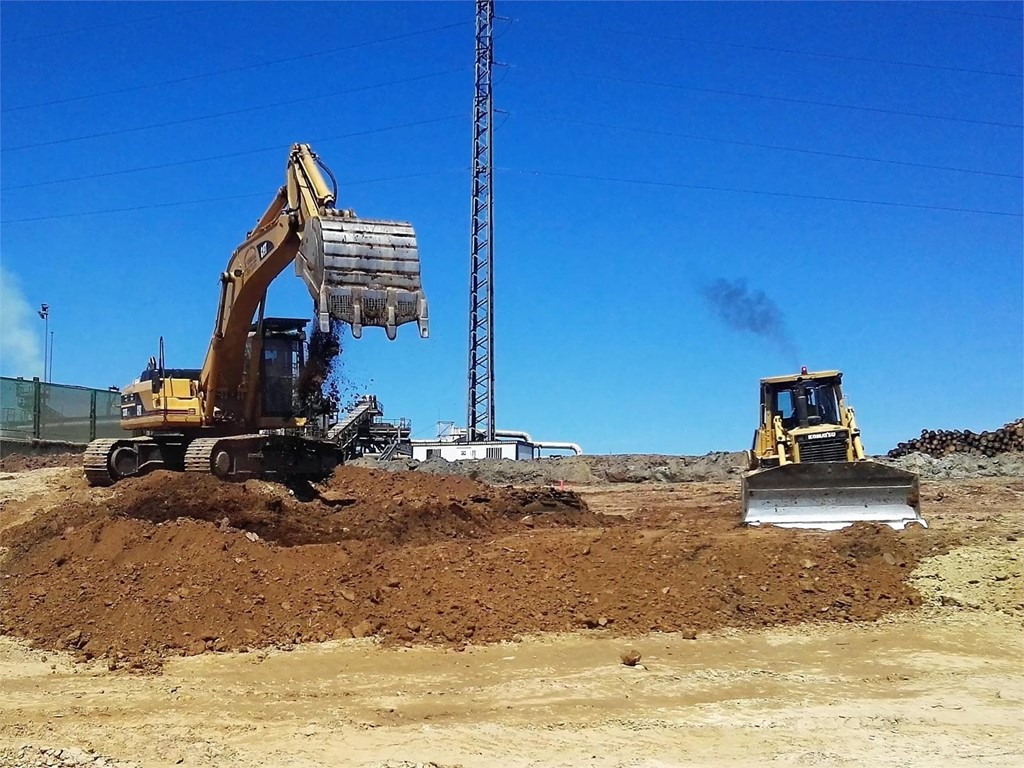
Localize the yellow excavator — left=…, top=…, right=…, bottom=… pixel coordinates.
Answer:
left=83, top=143, right=428, bottom=486
left=743, top=368, right=925, bottom=530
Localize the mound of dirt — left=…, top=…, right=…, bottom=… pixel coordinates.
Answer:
left=0, top=451, right=83, bottom=472
left=0, top=467, right=602, bottom=668
left=0, top=466, right=942, bottom=671
left=358, top=451, right=1024, bottom=485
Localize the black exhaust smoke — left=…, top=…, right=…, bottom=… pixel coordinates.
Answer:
left=702, top=278, right=799, bottom=365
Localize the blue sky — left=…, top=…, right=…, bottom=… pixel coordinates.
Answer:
left=1, top=1, right=1021, bottom=455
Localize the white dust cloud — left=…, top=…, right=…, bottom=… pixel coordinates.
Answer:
left=0, top=265, right=45, bottom=378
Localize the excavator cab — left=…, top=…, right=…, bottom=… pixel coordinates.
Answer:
left=252, top=319, right=307, bottom=420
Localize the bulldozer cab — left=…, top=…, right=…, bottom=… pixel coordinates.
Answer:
left=765, top=374, right=842, bottom=431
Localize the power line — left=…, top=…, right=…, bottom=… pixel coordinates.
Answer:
left=524, top=114, right=1023, bottom=179
left=567, top=70, right=1023, bottom=129
left=541, top=21, right=1022, bottom=79
left=0, top=169, right=467, bottom=224
left=938, top=8, right=1024, bottom=21
left=2, top=22, right=473, bottom=113
left=1, top=68, right=469, bottom=152
left=0, top=115, right=466, bottom=191
left=1, top=5, right=220, bottom=44
left=498, top=167, right=1023, bottom=218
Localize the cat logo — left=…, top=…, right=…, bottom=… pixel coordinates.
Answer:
left=257, top=240, right=273, bottom=259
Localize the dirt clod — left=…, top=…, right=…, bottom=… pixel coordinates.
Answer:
left=620, top=649, right=642, bottom=667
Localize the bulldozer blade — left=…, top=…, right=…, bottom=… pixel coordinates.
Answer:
left=742, top=461, right=924, bottom=531
left=296, top=216, right=429, bottom=340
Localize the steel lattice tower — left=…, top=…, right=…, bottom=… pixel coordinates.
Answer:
left=467, top=0, right=495, bottom=442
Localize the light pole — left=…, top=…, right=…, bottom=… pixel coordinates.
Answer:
left=37, top=303, right=49, bottom=382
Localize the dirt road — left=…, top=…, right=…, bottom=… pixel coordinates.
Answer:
left=2, top=608, right=1020, bottom=768
left=0, top=466, right=1021, bottom=767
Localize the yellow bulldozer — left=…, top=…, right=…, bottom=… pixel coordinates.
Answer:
left=742, top=368, right=925, bottom=530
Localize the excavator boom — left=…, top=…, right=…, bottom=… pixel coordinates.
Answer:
left=201, top=142, right=428, bottom=427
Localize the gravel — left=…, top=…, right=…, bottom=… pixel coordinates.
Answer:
left=878, top=451, right=1024, bottom=480
left=0, top=746, right=139, bottom=768
left=353, top=450, right=1024, bottom=486
left=351, top=452, right=748, bottom=485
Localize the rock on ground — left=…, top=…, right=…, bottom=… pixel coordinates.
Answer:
left=0, top=745, right=139, bottom=768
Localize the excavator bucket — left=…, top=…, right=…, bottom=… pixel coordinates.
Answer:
left=296, top=216, right=429, bottom=340
left=742, top=461, right=925, bottom=531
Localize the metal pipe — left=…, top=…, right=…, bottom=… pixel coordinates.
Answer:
left=531, top=440, right=583, bottom=456
left=494, top=428, right=532, bottom=443
left=494, top=429, right=582, bottom=455
left=793, top=386, right=810, bottom=428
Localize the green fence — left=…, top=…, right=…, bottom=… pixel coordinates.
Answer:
left=0, top=377, right=123, bottom=443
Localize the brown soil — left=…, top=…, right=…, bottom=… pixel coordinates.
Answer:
left=0, top=467, right=949, bottom=671
left=0, top=471, right=1019, bottom=768
left=0, top=452, right=82, bottom=472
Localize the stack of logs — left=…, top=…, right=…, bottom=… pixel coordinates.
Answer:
left=888, top=418, right=1024, bottom=459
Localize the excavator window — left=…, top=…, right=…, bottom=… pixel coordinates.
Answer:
left=261, top=338, right=302, bottom=417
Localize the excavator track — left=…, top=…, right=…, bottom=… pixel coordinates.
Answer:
left=184, top=433, right=339, bottom=481
left=184, top=437, right=224, bottom=474
left=185, top=435, right=263, bottom=479
left=83, top=438, right=120, bottom=487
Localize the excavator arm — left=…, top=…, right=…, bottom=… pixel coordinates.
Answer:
left=199, top=143, right=428, bottom=426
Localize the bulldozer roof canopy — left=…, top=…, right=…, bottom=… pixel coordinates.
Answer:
left=760, top=370, right=841, bottom=386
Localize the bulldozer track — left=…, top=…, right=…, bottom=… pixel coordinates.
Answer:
left=83, top=438, right=119, bottom=487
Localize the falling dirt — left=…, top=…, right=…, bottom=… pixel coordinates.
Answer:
left=296, top=319, right=345, bottom=426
